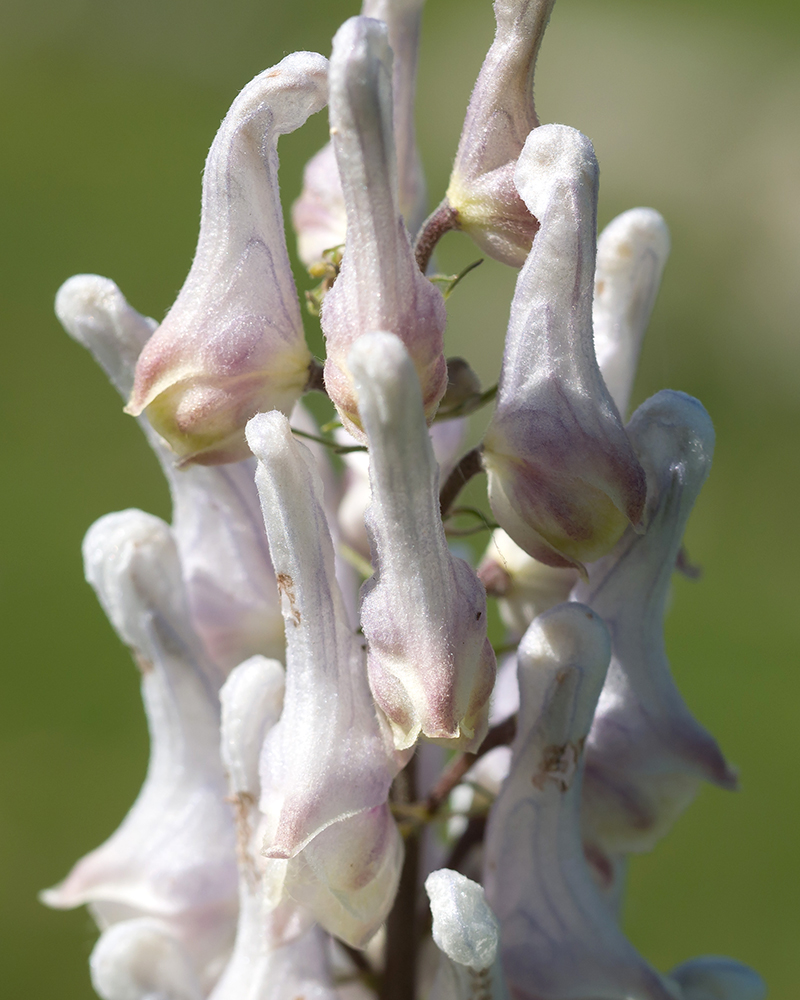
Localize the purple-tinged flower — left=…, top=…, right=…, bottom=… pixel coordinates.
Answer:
left=56, top=274, right=286, bottom=673
left=483, top=124, right=647, bottom=572
left=575, top=390, right=738, bottom=857
left=352, top=333, right=496, bottom=751
left=42, top=510, right=238, bottom=992
left=292, top=0, right=429, bottom=267
left=444, top=0, right=555, bottom=266
left=126, top=53, right=328, bottom=465
left=594, top=208, right=671, bottom=417
left=483, top=603, right=679, bottom=1000
left=320, top=17, right=447, bottom=438
left=245, top=411, right=404, bottom=946
left=668, top=957, right=765, bottom=1000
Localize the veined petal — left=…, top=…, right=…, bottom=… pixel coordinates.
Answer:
left=127, top=53, right=329, bottom=464
left=575, top=390, right=737, bottom=856
left=90, top=919, right=203, bottom=1000
left=321, top=17, right=447, bottom=438
left=42, top=510, right=238, bottom=987
left=594, top=208, right=671, bottom=417
left=483, top=124, right=647, bottom=572
left=478, top=528, right=579, bottom=639
left=246, top=411, right=401, bottom=860
left=353, top=333, right=496, bottom=751
left=292, top=0, right=429, bottom=266
left=445, top=0, right=555, bottom=266
left=56, top=273, right=286, bottom=673
left=483, top=604, right=679, bottom=1000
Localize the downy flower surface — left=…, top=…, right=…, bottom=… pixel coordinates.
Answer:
left=483, top=124, right=647, bottom=572
left=49, top=3, right=763, bottom=1000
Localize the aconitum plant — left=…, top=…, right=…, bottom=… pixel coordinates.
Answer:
left=43, top=2, right=766, bottom=999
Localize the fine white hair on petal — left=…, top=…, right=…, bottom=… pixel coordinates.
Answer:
left=594, top=208, right=671, bottom=417
left=56, top=274, right=156, bottom=397
left=321, top=16, right=447, bottom=437
left=484, top=603, right=680, bottom=1000
left=352, top=332, right=496, bottom=751
left=425, top=869, right=499, bottom=971
left=576, top=390, right=737, bottom=858
left=246, top=410, right=399, bottom=854
left=483, top=124, right=647, bottom=572
left=90, top=919, right=203, bottom=1000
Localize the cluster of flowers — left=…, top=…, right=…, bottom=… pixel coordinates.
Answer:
left=44, top=2, right=765, bottom=999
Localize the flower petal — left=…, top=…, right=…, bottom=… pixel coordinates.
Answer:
left=352, top=332, right=496, bottom=750
left=669, top=957, right=766, bottom=1000
left=575, top=390, right=737, bottom=856
left=484, top=603, right=679, bottom=1000
left=55, top=273, right=286, bottom=673
left=42, top=510, right=238, bottom=985
left=127, top=53, right=329, bottom=464
left=246, top=411, right=402, bottom=859
left=483, top=124, right=647, bottom=571
left=594, top=208, right=671, bottom=417
left=90, top=919, right=203, bottom=1000
left=321, top=17, right=447, bottom=437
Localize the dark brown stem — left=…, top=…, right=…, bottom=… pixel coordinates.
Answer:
left=446, top=815, right=487, bottom=872
left=425, top=714, right=517, bottom=817
left=304, top=358, right=327, bottom=394
left=381, top=756, right=420, bottom=1000
left=414, top=198, right=459, bottom=274
left=439, top=446, right=484, bottom=519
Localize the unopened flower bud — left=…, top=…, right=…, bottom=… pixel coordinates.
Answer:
left=321, top=17, right=447, bottom=438
left=483, top=124, right=647, bottom=572
left=445, top=0, right=555, bottom=266
left=352, top=332, right=496, bottom=751
left=126, top=53, right=328, bottom=465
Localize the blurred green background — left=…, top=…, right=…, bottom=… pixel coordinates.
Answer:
left=1, top=0, right=798, bottom=996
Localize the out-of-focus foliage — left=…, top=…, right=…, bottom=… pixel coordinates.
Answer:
left=1, top=0, right=797, bottom=997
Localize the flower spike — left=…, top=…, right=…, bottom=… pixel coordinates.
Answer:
left=575, top=390, right=737, bottom=856
left=445, top=0, right=555, bottom=266
left=484, top=603, right=679, bottom=1000
left=293, top=0, right=429, bottom=267
left=42, top=510, right=238, bottom=989
left=483, top=124, right=647, bottom=572
left=321, top=17, right=447, bottom=438
left=56, top=273, right=286, bottom=673
left=353, top=332, right=496, bottom=751
left=126, top=53, right=328, bottom=465
left=594, top=208, right=671, bottom=417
